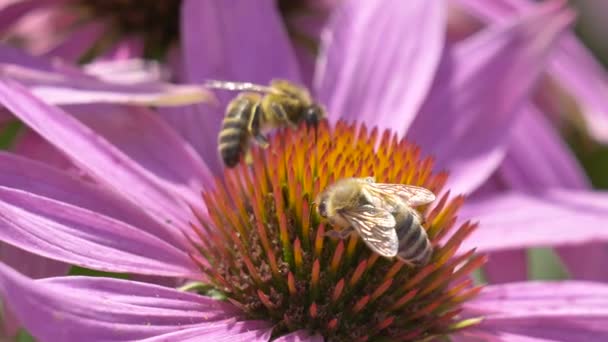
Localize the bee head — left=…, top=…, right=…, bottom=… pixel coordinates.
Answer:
left=303, top=104, right=325, bottom=128
left=316, top=196, right=329, bottom=218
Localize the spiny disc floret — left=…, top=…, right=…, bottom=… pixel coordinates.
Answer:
left=190, top=120, right=484, bottom=341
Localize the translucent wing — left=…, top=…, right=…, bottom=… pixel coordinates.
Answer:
left=365, top=183, right=436, bottom=207
left=204, top=80, right=279, bottom=94
left=342, top=205, right=398, bottom=257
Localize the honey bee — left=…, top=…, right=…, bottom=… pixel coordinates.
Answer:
left=315, top=177, right=436, bottom=266
left=205, top=79, right=326, bottom=167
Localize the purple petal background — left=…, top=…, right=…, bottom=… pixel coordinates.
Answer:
left=315, top=0, right=445, bottom=136
left=0, top=263, right=272, bottom=341
left=460, top=281, right=608, bottom=341
left=409, top=1, right=574, bottom=195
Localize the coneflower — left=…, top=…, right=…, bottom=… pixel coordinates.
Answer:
left=0, top=71, right=607, bottom=340
left=192, top=120, right=484, bottom=340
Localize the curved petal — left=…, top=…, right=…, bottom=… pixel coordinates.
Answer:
left=483, top=250, right=528, bottom=285
left=0, top=78, right=202, bottom=231
left=545, top=190, right=608, bottom=282
left=498, top=105, right=590, bottom=190
left=0, top=186, right=198, bottom=278
left=458, top=191, right=608, bottom=254
left=0, top=64, right=214, bottom=107
left=315, top=0, right=444, bottom=136
left=454, top=0, right=608, bottom=143
left=0, top=242, right=69, bottom=337
left=484, top=105, right=590, bottom=284
left=10, top=129, right=76, bottom=173
left=461, top=281, right=608, bottom=341
left=0, top=264, right=243, bottom=341
left=140, top=321, right=272, bottom=342
left=0, top=46, right=214, bottom=107
left=275, top=330, right=324, bottom=342
left=99, top=36, right=145, bottom=61
left=0, top=0, right=53, bottom=33
left=408, top=1, right=574, bottom=195
left=0, top=151, right=180, bottom=245
left=74, top=106, right=213, bottom=207
left=172, top=0, right=300, bottom=172
left=42, top=21, right=106, bottom=62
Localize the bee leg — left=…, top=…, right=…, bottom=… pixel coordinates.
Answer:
left=244, top=149, right=254, bottom=165
left=271, top=103, right=298, bottom=129
left=397, top=258, right=417, bottom=268
left=325, top=227, right=354, bottom=240
left=247, top=103, right=270, bottom=148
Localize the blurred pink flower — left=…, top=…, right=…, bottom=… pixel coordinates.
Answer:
left=0, top=0, right=179, bottom=61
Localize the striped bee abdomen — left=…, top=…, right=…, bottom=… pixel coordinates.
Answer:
left=394, top=208, right=432, bottom=266
left=218, top=95, right=257, bottom=167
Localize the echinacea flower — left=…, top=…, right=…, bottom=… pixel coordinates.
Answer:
left=1, top=80, right=608, bottom=340
left=1, top=1, right=608, bottom=341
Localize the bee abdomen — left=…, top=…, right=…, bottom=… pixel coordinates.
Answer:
left=395, top=211, right=432, bottom=266
left=218, top=97, right=253, bottom=167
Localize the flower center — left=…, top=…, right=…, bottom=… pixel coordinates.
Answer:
left=190, top=121, right=485, bottom=341
left=68, top=0, right=180, bottom=59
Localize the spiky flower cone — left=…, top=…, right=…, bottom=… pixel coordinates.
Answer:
left=189, top=121, right=485, bottom=341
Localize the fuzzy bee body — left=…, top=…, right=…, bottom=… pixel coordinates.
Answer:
left=393, top=206, right=433, bottom=266
left=316, top=177, right=435, bottom=266
left=217, top=93, right=261, bottom=167
left=207, top=79, right=325, bottom=168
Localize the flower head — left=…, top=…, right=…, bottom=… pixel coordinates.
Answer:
left=193, top=120, right=484, bottom=340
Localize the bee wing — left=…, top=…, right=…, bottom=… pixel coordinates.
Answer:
left=342, top=205, right=398, bottom=257
left=204, top=80, right=279, bottom=94
left=365, top=183, right=436, bottom=207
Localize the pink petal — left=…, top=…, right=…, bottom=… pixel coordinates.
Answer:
left=275, top=330, right=324, bottom=342
left=315, top=0, right=444, bottom=135
left=74, top=106, right=213, bottom=209
left=545, top=190, right=608, bottom=282
left=0, top=45, right=214, bottom=107
left=455, top=0, right=608, bottom=143
left=0, top=243, right=68, bottom=279
left=99, top=36, right=145, bottom=61
left=10, top=129, right=75, bottom=173
left=0, top=186, right=198, bottom=277
left=458, top=191, right=608, bottom=254
left=454, top=329, right=603, bottom=342
left=0, top=0, right=54, bottom=33
left=0, top=63, right=214, bottom=107
left=483, top=250, right=528, bottom=284
left=0, top=242, right=69, bottom=337
left=408, top=1, right=574, bottom=195
left=171, top=0, right=300, bottom=173
left=461, top=281, right=608, bottom=341
left=180, top=0, right=299, bottom=85
left=0, top=79, right=202, bottom=231
left=483, top=104, right=589, bottom=284
left=0, top=264, right=245, bottom=341
left=498, top=105, right=590, bottom=190
left=82, top=59, right=168, bottom=84
left=0, top=151, right=180, bottom=245
left=42, top=21, right=105, bottom=62
left=140, top=321, right=272, bottom=342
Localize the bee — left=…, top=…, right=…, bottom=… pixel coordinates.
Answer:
left=205, top=79, right=326, bottom=167
left=315, top=177, right=436, bottom=266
